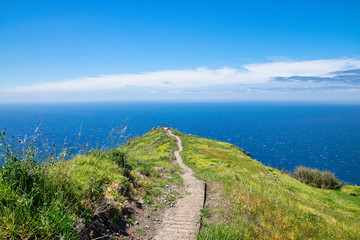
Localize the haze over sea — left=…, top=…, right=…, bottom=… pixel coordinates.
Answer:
left=0, top=102, right=359, bottom=185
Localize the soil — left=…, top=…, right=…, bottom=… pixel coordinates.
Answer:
left=152, top=128, right=206, bottom=240
left=110, top=128, right=206, bottom=240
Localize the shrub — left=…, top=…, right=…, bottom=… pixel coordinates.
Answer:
left=293, top=166, right=342, bottom=189
left=108, top=149, right=131, bottom=171
left=138, top=163, right=159, bottom=177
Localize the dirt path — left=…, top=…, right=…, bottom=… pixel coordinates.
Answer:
left=153, top=129, right=205, bottom=240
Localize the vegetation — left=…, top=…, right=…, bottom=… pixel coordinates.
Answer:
left=173, top=130, right=360, bottom=239
left=293, top=166, right=342, bottom=189
left=0, top=129, right=181, bottom=239
left=1, top=127, right=359, bottom=239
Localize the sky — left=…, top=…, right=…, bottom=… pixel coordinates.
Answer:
left=1, top=0, right=360, bottom=103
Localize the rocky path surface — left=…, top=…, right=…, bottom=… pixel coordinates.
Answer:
left=153, top=129, right=205, bottom=240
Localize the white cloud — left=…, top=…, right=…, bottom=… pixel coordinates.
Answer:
left=3, top=58, right=360, bottom=95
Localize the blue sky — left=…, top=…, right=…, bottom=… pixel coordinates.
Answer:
left=1, top=0, right=360, bottom=102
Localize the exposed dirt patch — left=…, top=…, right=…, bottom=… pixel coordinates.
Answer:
left=122, top=184, right=185, bottom=240
left=153, top=129, right=206, bottom=240
left=107, top=137, right=185, bottom=240
left=108, top=182, right=185, bottom=240
left=107, top=128, right=205, bottom=240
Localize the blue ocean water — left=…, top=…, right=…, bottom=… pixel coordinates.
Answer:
left=0, top=102, right=359, bottom=185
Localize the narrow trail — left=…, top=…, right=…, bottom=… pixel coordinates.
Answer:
left=153, top=128, right=205, bottom=240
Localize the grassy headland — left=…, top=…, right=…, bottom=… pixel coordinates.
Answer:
left=1, top=128, right=359, bottom=239
left=0, top=129, right=181, bottom=239
left=174, top=130, right=360, bottom=239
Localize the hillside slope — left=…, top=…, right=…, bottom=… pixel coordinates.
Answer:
left=0, top=128, right=183, bottom=239
left=1, top=128, right=359, bottom=239
left=173, top=130, right=360, bottom=239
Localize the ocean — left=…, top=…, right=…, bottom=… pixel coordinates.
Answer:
left=0, top=102, right=359, bottom=185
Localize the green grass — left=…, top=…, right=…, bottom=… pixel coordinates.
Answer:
left=120, top=128, right=182, bottom=187
left=135, top=226, right=145, bottom=235
left=0, top=151, right=136, bottom=239
left=2, top=128, right=359, bottom=239
left=0, top=128, right=180, bottom=239
left=172, top=130, right=360, bottom=240
left=341, top=185, right=360, bottom=197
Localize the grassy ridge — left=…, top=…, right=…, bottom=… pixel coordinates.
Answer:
left=1, top=128, right=359, bottom=239
left=0, top=129, right=180, bottom=239
left=174, top=130, right=360, bottom=239
left=120, top=128, right=182, bottom=186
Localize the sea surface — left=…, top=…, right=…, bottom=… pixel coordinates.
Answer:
left=0, top=102, right=359, bottom=185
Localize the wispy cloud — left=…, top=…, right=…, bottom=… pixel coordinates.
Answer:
left=274, top=68, right=360, bottom=84
left=2, top=58, right=360, bottom=102
left=4, top=58, right=360, bottom=94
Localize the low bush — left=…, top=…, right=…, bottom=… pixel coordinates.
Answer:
left=108, top=149, right=131, bottom=171
left=293, top=166, right=342, bottom=189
